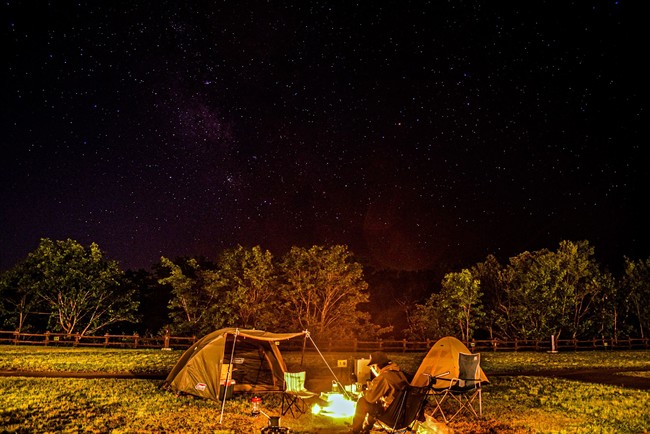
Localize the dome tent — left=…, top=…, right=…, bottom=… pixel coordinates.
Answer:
left=411, top=336, right=489, bottom=387
left=163, top=328, right=307, bottom=402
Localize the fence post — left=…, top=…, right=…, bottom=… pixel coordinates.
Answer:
left=3, top=331, right=645, bottom=352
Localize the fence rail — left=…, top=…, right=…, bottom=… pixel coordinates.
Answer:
left=0, top=330, right=196, bottom=350
left=1, top=330, right=648, bottom=352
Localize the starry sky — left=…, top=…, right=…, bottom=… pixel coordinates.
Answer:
left=1, top=1, right=646, bottom=273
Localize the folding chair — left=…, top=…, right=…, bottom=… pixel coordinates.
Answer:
left=281, top=371, right=317, bottom=418
left=375, top=379, right=435, bottom=433
left=429, top=352, right=484, bottom=423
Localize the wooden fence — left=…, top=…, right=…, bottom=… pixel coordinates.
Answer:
left=284, top=336, right=650, bottom=353
left=0, top=330, right=195, bottom=350
left=0, top=330, right=648, bottom=352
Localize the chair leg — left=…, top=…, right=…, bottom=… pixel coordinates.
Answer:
left=281, top=394, right=295, bottom=416
left=466, top=389, right=481, bottom=418
left=446, top=390, right=481, bottom=422
left=281, top=394, right=306, bottom=417
left=428, top=393, right=450, bottom=423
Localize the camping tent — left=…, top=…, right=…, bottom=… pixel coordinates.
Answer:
left=163, top=328, right=307, bottom=401
left=410, top=336, right=489, bottom=387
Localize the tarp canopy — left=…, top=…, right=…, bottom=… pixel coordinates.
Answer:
left=163, top=328, right=307, bottom=401
left=410, top=336, right=489, bottom=387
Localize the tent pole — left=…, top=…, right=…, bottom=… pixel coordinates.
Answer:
left=300, top=331, right=308, bottom=367
left=219, top=328, right=239, bottom=424
left=307, top=333, right=351, bottom=400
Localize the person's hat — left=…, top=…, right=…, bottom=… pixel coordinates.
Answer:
left=367, top=351, right=390, bottom=367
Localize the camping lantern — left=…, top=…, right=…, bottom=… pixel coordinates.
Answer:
left=251, top=396, right=262, bottom=416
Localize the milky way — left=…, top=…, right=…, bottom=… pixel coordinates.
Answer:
left=1, top=1, right=645, bottom=272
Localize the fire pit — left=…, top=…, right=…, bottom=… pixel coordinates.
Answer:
left=311, top=387, right=359, bottom=419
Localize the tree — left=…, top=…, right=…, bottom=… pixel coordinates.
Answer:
left=278, top=245, right=371, bottom=340
left=405, top=296, right=454, bottom=341
left=622, top=256, right=650, bottom=339
left=125, top=267, right=172, bottom=336
left=494, top=240, right=604, bottom=341
left=591, top=270, right=623, bottom=339
left=499, top=248, right=558, bottom=340
left=553, top=240, right=604, bottom=339
left=22, top=238, right=138, bottom=335
left=470, top=255, right=503, bottom=339
left=216, top=245, right=279, bottom=330
left=437, top=269, right=483, bottom=342
left=0, top=261, right=48, bottom=332
left=408, top=269, right=483, bottom=342
left=158, top=256, right=226, bottom=336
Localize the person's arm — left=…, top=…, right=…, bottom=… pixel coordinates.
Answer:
left=363, top=375, right=390, bottom=404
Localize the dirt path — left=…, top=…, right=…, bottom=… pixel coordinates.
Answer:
left=491, top=367, right=650, bottom=390
left=2, top=368, right=650, bottom=390
left=0, top=370, right=166, bottom=379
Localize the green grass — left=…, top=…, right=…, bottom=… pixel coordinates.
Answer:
left=0, top=346, right=178, bottom=375
left=479, top=350, right=650, bottom=373
left=283, top=349, right=650, bottom=378
left=1, top=346, right=649, bottom=433
left=484, top=376, right=649, bottom=434
left=2, top=346, right=648, bottom=375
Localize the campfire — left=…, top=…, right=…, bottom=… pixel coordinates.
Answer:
left=311, top=386, right=358, bottom=419
left=309, top=356, right=369, bottom=420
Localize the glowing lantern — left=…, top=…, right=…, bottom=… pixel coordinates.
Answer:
left=251, top=396, right=262, bottom=416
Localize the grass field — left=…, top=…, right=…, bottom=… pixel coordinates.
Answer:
left=1, top=346, right=648, bottom=433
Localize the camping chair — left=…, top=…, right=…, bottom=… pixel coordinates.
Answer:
left=429, top=352, right=484, bottom=423
left=375, top=377, right=435, bottom=433
left=281, top=371, right=318, bottom=418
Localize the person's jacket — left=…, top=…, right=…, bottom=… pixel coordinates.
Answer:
left=363, top=363, right=409, bottom=409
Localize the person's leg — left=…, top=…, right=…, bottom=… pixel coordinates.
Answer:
left=365, top=402, right=383, bottom=431
left=352, top=397, right=383, bottom=433
left=352, top=396, right=371, bottom=432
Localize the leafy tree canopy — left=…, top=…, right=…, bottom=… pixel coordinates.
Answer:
left=10, top=238, right=138, bottom=335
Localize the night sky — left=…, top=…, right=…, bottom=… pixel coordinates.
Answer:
left=2, top=1, right=646, bottom=273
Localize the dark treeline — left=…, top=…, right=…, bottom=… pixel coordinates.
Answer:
left=1, top=238, right=648, bottom=343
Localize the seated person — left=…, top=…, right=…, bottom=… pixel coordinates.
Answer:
left=351, top=351, right=409, bottom=434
